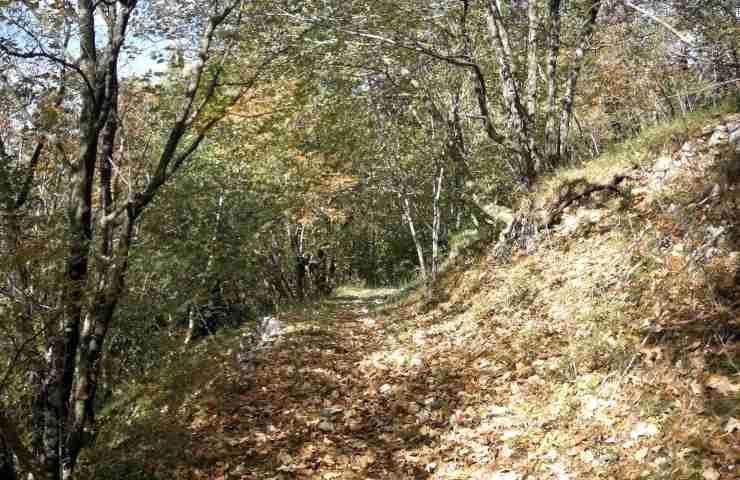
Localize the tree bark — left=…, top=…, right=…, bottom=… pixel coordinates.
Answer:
left=544, top=0, right=562, bottom=164
left=402, top=195, right=427, bottom=282
left=431, top=165, right=444, bottom=281
left=526, top=0, right=541, bottom=170
left=526, top=0, right=539, bottom=121
left=559, top=0, right=602, bottom=161
left=484, top=0, right=539, bottom=182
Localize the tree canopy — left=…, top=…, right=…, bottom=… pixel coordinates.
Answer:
left=0, top=1, right=738, bottom=478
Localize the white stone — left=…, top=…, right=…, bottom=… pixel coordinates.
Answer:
left=729, top=129, right=740, bottom=150
left=708, top=130, right=728, bottom=146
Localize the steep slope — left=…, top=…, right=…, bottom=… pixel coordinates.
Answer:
left=80, top=111, right=740, bottom=480
left=370, top=110, right=740, bottom=479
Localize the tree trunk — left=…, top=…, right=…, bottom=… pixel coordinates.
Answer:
left=559, top=0, right=602, bottom=161
left=456, top=0, right=521, bottom=178
left=268, top=233, right=294, bottom=301
left=484, top=0, right=539, bottom=182
left=0, top=0, right=249, bottom=478
left=288, top=222, right=307, bottom=299
left=47, top=2, right=102, bottom=474
left=526, top=0, right=541, bottom=171
left=526, top=0, right=539, bottom=121
left=187, top=191, right=228, bottom=342
left=449, top=91, right=465, bottom=231
left=431, top=165, right=444, bottom=281
left=402, top=195, right=427, bottom=282
left=545, top=0, right=562, bottom=164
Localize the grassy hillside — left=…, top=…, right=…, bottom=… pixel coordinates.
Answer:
left=80, top=107, right=740, bottom=480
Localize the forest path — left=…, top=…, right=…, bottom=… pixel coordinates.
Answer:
left=220, top=286, right=447, bottom=479
left=200, top=283, right=531, bottom=480
left=172, top=277, right=647, bottom=480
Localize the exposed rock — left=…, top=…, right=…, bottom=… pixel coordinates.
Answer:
left=708, top=128, right=728, bottom=146
left=730, top=128, right=740, bottom=152
left=236, top=315, right=285, bottom=373
left=559, top=209, right=604, bottom=235
left=318, top=420, right=334, bottom=432
left=649, top=155, right=683, bottom=190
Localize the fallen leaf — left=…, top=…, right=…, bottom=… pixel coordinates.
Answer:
left=690, top=380, right=704, bottom=396
left=634, top=447, right=649, bottom=462
left=702, top=468, right=720, bottom=480
left=489, top=405, right=509, bottom=416
left=631, top=422, right=659, bottom=439
left=706, top=374, right=740, bottom=395
left=724, top=417, right=740, bottom=433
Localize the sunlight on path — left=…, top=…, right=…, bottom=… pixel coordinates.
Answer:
left=225, top=288, right=416, bottom=479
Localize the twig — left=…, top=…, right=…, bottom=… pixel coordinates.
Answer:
left=620, top=332, right=652, bottom=384
left=546, top=174, right=635, bottom=227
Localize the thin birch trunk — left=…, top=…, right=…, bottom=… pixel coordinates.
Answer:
left=526, top=0, right=540, bottom=170
left=431, top=166, right=444, bottom=281
left=559, top=0, right=602, bottom=161
left=545, top=0, right=562, bottom=164
left=402, top=195, right=427, bottom=282
left=484, top=0, right=539, bottom=181
left=526, top=0, right=539, bottom=120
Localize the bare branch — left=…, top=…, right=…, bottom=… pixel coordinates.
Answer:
left=0, top=40, right=95, bottom=97
left=620, top=0, right=696, bottom=47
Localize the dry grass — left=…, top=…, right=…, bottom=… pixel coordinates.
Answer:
left=79, top=108, right=740, bottom=480
left=360, top=108, right=740, bottom=479
left=532, top=102, right=736, bottom=211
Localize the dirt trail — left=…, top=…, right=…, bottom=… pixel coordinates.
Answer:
left=227, top=291, right=432, bottom=479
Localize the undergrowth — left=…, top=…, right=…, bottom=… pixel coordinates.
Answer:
left=79, top=107, right=740, bottom=480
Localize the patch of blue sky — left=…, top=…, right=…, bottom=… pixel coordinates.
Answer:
left=120, top=37, right=172, bottom=78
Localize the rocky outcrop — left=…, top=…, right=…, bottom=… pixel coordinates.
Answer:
left=494, top=113, right=740, bottom=260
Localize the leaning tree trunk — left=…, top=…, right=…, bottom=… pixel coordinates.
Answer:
left=402, top=195, right=427, bottom=282
left=559, top=0, right=602, bottom=161
left=451, top=1, right=524, bottom=178
left=431, top=165, right=445, bottom=282
left=484, top=0, right=540, bottom=182
left=525, top=0, right=540, bottom=169
left=545, top=0, right=562, bottom=164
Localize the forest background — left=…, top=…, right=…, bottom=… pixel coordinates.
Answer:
left=0, top=1, right=738, bottom=479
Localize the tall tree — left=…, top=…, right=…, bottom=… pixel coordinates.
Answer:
left=0, top=1, right=284, bottom=477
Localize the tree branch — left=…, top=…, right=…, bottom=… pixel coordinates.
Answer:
left=0, top=40, right=95, bottom=97
left=620, top=0, right=695, bottom=47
